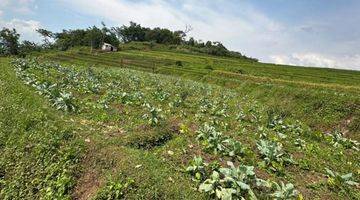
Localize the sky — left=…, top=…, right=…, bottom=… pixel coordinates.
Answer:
left=1, top=0, right=360, bottom=70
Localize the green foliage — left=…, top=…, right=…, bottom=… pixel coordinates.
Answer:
left=3, top=46, right=360, bottom=200
left=256, top=140, right=294, bottom=172
left=142, top=104, right=164, bottom=126
left=329, top=131, right=359, bottom=151
left=267, top=113, right=304, bottom=139
left=187, top=159, right=300, bottom=200
left=54, top=24, right=119, bottom=51
left=0, top=28, right=20, bottom=55
left=196, top=124, right=245, bottom=158
left=270, top=182, right=298, bottom=200
left=94, top=177, right=134, bottom=200
left=0, top=59, right=83, bottom=199
left=52, top=91, right=77, bottom=112
left=36, top=28, right=53, bottom=48
left=186, top=156, right=207, bottom=181
left=11, top=58, right=78, bottom=112
left=114, top=21, right=184, bottom=44
left=325, top=168, right=359, bottom=190
left=197, top=162, right=263, bottom=199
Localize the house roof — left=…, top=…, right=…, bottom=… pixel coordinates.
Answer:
left=103, top=43, right=113, bottom=46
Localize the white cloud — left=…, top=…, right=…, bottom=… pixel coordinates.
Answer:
left=270, top=53, right=360, bottom=70
left=0, top=0, right=36, bottom=14
left=0, top=18, right=42, bottom=42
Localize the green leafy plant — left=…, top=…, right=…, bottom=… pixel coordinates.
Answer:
left=196, top=123, right=225, bottom=154
left=198, top=162, right=258, bottom=200
left=52, top=91, right=76, bottom=112
left=294, top=138, right=306, bottom=149
left=186, top=156, right=207, bottom=181
left=142, top=104, right=164, bottom=126
left=270, top=182, right=298, bottom=200
left=329, top=131, right=359, bottom=151
left=196, top=124, right=245, bottom=158
left=267, top=114, right=304, bottom=139
left=325, top=168, right=359, bottom=190
left=222, top=138, right=245, bottom=158
left=257, top=140, right=294, bottom=172
left=94, top=178, right=134, bottom=200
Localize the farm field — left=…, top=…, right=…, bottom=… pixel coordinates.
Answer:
left=1, top=45, right=360, bottom=199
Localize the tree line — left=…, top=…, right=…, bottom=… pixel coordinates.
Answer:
left=0, top=22, right=258, bottom=61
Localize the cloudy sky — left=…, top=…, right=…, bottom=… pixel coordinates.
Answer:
left=1, top=0, right=359, bottom=70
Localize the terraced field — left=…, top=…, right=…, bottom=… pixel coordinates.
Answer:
left=1, top=46, right=359, bottom=199
left=43, top=46, right=360, bottom=138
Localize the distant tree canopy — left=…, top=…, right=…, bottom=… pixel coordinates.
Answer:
left=0, top=22, right=258, bottom=61
left=114, top=22, right=256, bottom=60
left=113, top=21, right=185, bottom=44
left=53, top=24, right=119, bottom=51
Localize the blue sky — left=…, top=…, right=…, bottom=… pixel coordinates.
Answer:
left=1, top=0, right=359, bottom=70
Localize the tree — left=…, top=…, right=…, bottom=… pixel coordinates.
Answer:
left=0, top=28, right=20, bottom=55
left=36, top=28, right=53, bottom=48
left=19, top=40, right=41, bottom=56
left=114, top=21, right=147, bottom=43
left=86, top=26, right=102, bottom=52
left=188, top=37, right=195, bottom=46
left=52, top=24, right=119, bottom=51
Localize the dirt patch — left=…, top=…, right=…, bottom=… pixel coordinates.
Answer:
left=255, top=168, right=272, bottom=180
left=72, top=131, right=104, bottom=200
left=339, top=116, right=354, bottom=137
left=73, top=169, right=102, bottom=200
left=287, top=169, right=328, bottom=199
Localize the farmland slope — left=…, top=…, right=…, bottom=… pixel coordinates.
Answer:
left=1, top=44, right=360, bottom=199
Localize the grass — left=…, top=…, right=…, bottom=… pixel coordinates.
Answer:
left=1, top=44, right=359, bottom=199
left=43, top=45, right=360, bottom=139
left=0, top=58, right=83, bottom=199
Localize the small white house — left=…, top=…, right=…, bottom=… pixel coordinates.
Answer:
left=101, top=43, right=117, bottom=52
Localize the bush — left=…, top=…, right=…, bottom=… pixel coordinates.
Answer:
left=175, top=60, right=183, bottom=67
left=205, top=65, right=214, bottom=71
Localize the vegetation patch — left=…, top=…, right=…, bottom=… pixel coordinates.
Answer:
left=123, top=128, right=174, bottom=150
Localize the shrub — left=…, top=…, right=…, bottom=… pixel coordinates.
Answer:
left=175, top=60, right=183, bottom=67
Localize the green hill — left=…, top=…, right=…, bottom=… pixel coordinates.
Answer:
left=1, top=44, right=359, bottom=199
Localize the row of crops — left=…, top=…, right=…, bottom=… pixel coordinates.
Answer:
left=10, top=58, right=360, bottom=199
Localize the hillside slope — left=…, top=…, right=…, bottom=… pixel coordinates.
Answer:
left=1, top=51, right=359, bottom=199
left=43, top=45, right=360, bottom=139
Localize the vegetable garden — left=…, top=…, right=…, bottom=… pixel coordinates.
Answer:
left=1, top=57, right=359, bottom=199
